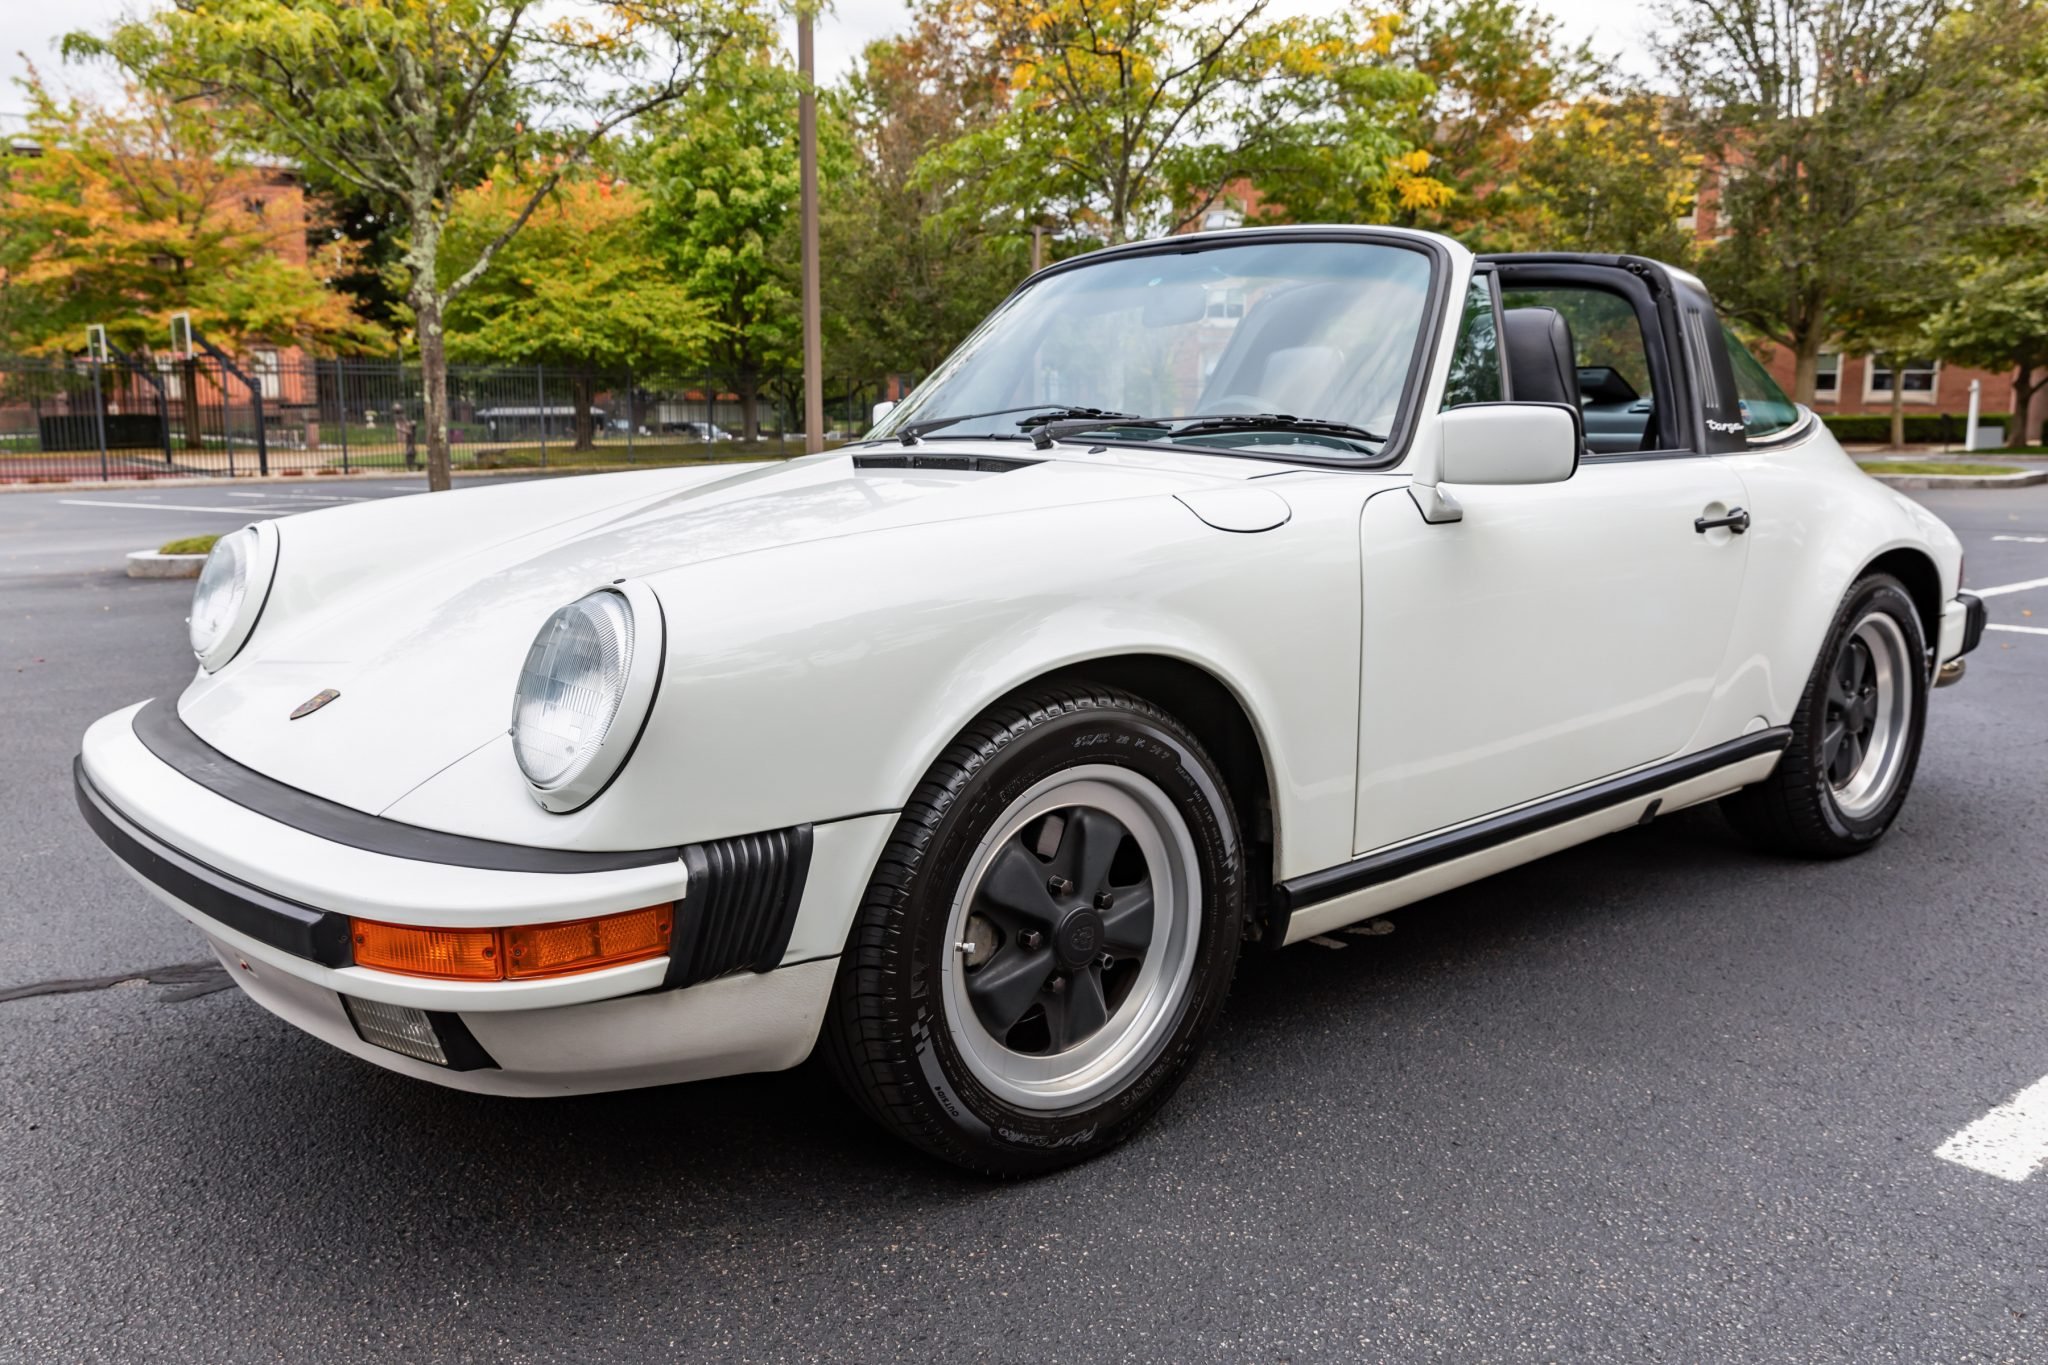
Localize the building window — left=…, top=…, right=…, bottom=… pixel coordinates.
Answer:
left=1815, top=352, right=1840, bottom=395
left=1200, top=200, right=1244, bottom=232
left=1868, top=357, right=1938, bottom=400
left=250, top=348, right=282, bottom=400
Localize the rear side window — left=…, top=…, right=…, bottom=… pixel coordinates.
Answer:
left=1722, top=334, right=1801, bottom=440
left=1440, top=274, right=1502, bottom=408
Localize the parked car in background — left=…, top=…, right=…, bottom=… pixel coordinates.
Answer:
left=78, top=226, right=1984, bottom=1175
left=654, top=419, right=733, bottom=441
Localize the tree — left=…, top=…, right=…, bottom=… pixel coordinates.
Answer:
left=1662, top=0, right=2025, bottom=403
left=638, top=45, right=839, bottom=440
left=1509, top=92, right=1701, bottom=261
left=77, top=0, right=764, bottom=490
left=822, top=16, right=1026, bottom=381
left=1386, top=0, right=1598, bottom=245
left=0, top=73, right=377, bottom=356
left=441, top=175, right=718, bottom=448
left=916, top=0, right=1440, bottom=248
left=1934, top=258, right=2048, bottom=448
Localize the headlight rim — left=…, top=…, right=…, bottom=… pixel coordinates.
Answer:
left=511, top=579, right=666, bottom=814
left=192, top=520, right=281, bottom=673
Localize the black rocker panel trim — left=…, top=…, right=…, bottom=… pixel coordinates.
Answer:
left=76, top=757, right=355, bottom=967
left=1277, top=729, right=1794, bottom=917
left=131, top=697, right=681, bottom=874
left=665, top=826, right=815, bottom=988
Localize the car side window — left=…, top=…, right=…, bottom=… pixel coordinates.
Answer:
left=1722, top=333, right=1802, bottom=440
left=1440, top=274, right=1503, bottom=409
left=1502, top=285, right=1657, bottom=455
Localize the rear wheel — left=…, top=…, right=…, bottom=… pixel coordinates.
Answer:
left=1722, top=574, right=1928, bottom=857
left=822, top=685, right=1244, bottom=1175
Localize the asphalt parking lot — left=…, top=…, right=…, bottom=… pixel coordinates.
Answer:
left=4, top=476, right=2048, bottom=1362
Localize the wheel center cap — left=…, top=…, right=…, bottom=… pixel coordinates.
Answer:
left=1054, top=906, right=1105, bottom=970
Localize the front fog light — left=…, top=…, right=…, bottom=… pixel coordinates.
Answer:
left=509, top=581, right=664, bottom=812
left=342, top=996, right=448, bottom=1066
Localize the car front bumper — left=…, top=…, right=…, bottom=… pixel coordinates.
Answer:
left=76, top=702, right=893, bottom=1096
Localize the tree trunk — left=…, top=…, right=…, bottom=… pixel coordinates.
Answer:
left=1888, top=355, right=1907, bottom=450
left=572, top=372, right=595, bottom=451
left=417, top=291, right=452, bottom=492
left=739, top=374, right=760, bottom=442
left=2015, top=362, right=2037, bottom=448
left=1790, top=326, right=1825, bottom=406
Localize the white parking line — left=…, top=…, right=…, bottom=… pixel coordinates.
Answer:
left=1936, top=1075, right=2048, bottom=1181
left=1987, top=624, right=2048, bottom=637
left=1992, top=535, right=2048, bottom=544
left=1974, top=575, right=2048, bottom=599
left=60, top=499, right=298, bottom=515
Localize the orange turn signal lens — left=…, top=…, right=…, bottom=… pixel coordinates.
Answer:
left=349, top=920, right=502, bottom=980
left=504, top=904, right=673, bottom=979
left=348, top=905, right=673, bottom=982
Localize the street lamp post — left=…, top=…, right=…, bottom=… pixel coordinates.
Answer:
left=798, top=7, right=824, bottom=454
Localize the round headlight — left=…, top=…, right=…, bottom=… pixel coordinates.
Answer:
left=510, top=582, right=665, bottom=812
left=188, top=522, right=280, bottom=671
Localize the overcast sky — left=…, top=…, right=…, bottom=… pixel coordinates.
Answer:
left=2, top=0, right=1661, bottom=121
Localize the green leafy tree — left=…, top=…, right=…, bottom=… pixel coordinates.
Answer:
left=1663, top=0, right=2029, bottom=403
left=916, top=0, right=1440, bottom=248
left=1509, top=92, right=1701, bottom=261
left=639, top=46, right=847, bottom=440
left=0, top=74, right=377, bottom=355
left=1386, top=0, right=1598, bottom=245
left=76, top=0, right=764, bottom=490
left=441, top=175, right=717, bottom=448
left=822, top=16, right=1026, bottom=381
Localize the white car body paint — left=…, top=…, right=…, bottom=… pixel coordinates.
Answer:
left=77, top=228, right=1973, bottom=1098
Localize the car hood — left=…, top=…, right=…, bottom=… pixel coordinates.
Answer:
left=177, top=446, right=1265, bottom=816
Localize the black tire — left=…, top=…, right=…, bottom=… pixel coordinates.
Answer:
left=1721, top=574, right=1929, bottom=857
left=821, top=684, right=1245, bottom=1176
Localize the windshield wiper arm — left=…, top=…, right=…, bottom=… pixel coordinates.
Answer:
left=1030, top=411, right=1385, bottom=449
left=898, top=404, right=1134, bottom=445
left=1167, top=413, right=1387, bottom=444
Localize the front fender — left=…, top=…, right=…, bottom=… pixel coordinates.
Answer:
left=385, top=480, right=1386, bottom=882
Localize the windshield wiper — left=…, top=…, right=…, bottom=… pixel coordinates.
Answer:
left=1032, top=411, right=1385, bottom=450
left=1166, top=413, right=1387, bottom=445
left=897, top=404, right=1136, bottom=445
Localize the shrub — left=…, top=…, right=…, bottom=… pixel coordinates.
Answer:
left=158, top=534, right=220, bottom=556
left=1822, top=412, right=2012, bottom=444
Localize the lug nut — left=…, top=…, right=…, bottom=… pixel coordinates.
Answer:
left=1099, top=952, right=1115, bottom=970
left=1048, top=876, right=1074, bottom=897
left=1048, top=975, right=1066, bottom=992
left=1095, top=891, right=1114, bottom=910
left=1019, top=930, right=1044, bottom=950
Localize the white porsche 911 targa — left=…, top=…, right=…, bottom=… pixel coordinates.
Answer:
left=78, top=227, right=1986, bottom=1173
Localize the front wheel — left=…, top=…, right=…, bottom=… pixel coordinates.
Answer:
left=1722, top=574, right=1929, bottom=857
left=822, top=685, right=1244, bottom=1175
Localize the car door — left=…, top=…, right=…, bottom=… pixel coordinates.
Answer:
left=1351, top=269, right=1754, bottom=855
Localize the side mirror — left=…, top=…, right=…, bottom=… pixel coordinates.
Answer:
left=1412, top=402, right=1581, bottom=523
left=872, top=399, right=897, bottom=425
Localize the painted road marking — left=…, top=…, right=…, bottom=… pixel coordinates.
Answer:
left=1974, top=575, right=2048, bottom=599
left=61, top=499, right=298, bottom=515
left=1987, top=624, right=2048, bottom=637
left=1992, top=535, right=2048, bottom=544
left=1936, top=1075, right=2048, bottom=1181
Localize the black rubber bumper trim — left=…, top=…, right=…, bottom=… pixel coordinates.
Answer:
left=1958, top=592, right=1987, bottom=657
left=76, top=756, right=355, bottom=968
left=131, top=697, right=682, bottom=874
left=1274, top=728, right=1795, bottom=925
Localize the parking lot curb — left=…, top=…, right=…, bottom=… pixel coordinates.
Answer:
left=1861, top=469, right=2048, bottom=490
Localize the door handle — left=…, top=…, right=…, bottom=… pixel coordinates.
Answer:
left=1695, top=507, right=1751, bottom=535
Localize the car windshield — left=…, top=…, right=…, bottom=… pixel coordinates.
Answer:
left=868, top=239, right=1436, bottom=455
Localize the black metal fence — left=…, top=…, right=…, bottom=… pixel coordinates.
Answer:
left=0, top=354, right=917, bottom=483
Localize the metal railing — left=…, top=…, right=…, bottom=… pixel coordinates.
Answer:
left=0, top=354, right=918, bottom=482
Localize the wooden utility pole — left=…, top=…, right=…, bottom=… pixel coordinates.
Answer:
left=798, top=8, right=824, bottom=454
